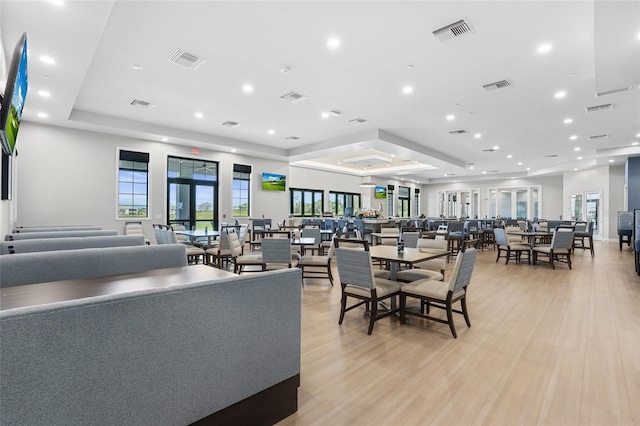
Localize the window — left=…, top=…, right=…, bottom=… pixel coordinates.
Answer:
left=329, top=191, right=361, bottom=215
left=290, top=188, right=324, bottom=217
left=232, top=164, right=251, bottom=217
left=387, top=185, right=394, bottom=216
left=414, top=188, right=420, bottom=216
left=398, top=186, right=410, bottom=217
left=118, top=150, right=149, bottom=218
left=167, top=156, right=218, bottom=230
left=488, top=186, right=542, bottom=219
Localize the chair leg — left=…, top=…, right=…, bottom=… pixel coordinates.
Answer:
left=399, top=294, right=407, bottom=324
left=505, top=248, right=510, bottom=265
left=495, top=248, right=501, bottom=263
left=338, top=293, right=347, bottom=325
left=461, top=296, right=471, bottom=328
left=550, top=251, right=555, bottom=269
left=589, top=237, right=594, bottom=257
left=567, top=253, right=572, bottom=270
left=446, top=302, right=457, bottom=338
left=328, top=266, right=334, bottom=285
left=367, top=298, right=377, bottom=335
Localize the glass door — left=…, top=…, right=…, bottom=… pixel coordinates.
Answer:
left=569, top=190, right=602, bottom=238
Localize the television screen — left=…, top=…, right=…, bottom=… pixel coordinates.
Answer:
left=262, top=172, right=286, bottom=191
left=0, top=33, right=28, bottom=156
left=374, top=185, right=387, bottom=199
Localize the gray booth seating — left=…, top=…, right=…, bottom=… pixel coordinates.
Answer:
left=0, top=268, right=301, bottom=426
left=0, top=235, right=145, bottom=255
left=12, top=225, right=102, bottom=233
left=0, top=244, right=187, bottom=288
left=5, top=230, right=119, bottom=241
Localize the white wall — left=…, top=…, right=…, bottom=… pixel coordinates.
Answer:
left=422, top=175, right=564, bottom=219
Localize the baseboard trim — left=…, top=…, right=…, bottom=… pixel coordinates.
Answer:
left=191, top=374, right=300, bottom=426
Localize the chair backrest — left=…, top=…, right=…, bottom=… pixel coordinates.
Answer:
left=551, top=230, right=575, bottom=249
left=262, top=238, right=293, bottom=264
left=324, top=220, right=336, bottom=232
left=171, top=224, right=189, bottom=242
left=153, top=227, right=164, bottom=245
left=301, top=228, right=321, bottom=243
left=401, top=232, right=421, bottom=248
left=493, top=228, right=508, bottom=246
left=417, top=238, right=448, bottom=251
left=237, top=224, right=249, bottom=244
left=125, top=222, right=143, bottom=236
left=334, top=238, right=369, bottom=250
left=381, top=228, right=397, bottom=234
left=334, top=246, right=376, bottom=290
left=252, top=219, right=265, bottom=231
left=266, top=230, right=291, bottom=238
left=228, top=232, right=242, bottom=258
left=218, top=229, right=231, bottom=251
left=574, top=222, right=587, bottom=232
left=448, top=248, right=478, bottom=293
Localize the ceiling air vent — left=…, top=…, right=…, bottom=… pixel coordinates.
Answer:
left=588, top=134, right=609, bottom=140
left=221, top=121, right=240, bottom=128
left=129, top=99, right=156, bottom=109
left=482, top=148, right=497, bottom=152
left=487, top=170, right=498, bottom=173
left=348, top=118, right=369, bottom=125
left=596, top=87, right=631, bottom=97
left=280, top=91, right=308, bottom=104
left=449, top=130, right=467, bottom=134
left=433, top=19, right=474, bottom=42
left=586, top=103, right=613, bottom=113
left=285, top=136, right=301, bottom=141
left=544, top=154, right=558, bottom=158
left=483, top=80, right=512, bottom=91
left=167, top=49, right=207, bottom=70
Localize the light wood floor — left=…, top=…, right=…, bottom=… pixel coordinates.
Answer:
left=275, top=242, right=640, bottom=425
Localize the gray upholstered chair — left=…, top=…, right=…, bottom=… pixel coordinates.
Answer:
left=334, top=239, right=402, bottom=335
left=164, top=228, right=205, bottom=264
left=298, top=235, right=334, bottom=285
left=301, top=227, right=322, bottom=255
left=125, top=221, right=150, bottom=245
left=405, top=238, right=448, bottom=280
left=573, top=221, right=595, bottom=257
left=400, top=231, right=421, bottom=249
left=494, top=228, right=531, bottom=264
left=206, top=231, right=240, bottom=268
left=399, top=248, right=478, bottom=338
left=262, top=237, right=300, bottom=271
left=532, top=229, right=575, bottom=269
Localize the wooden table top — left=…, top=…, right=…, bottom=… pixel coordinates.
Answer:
left=1, top=265, right=237, bottom=311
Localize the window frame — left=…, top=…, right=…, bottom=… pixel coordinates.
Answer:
left=116, top=148, right=150, bottom=220
left=232, top=164, right=251, bottom=218
left=290, top=187, right=324, bottom=217
left=329, top=191, right=361, bottom=215
left=398, top=186, right=411, bottom=217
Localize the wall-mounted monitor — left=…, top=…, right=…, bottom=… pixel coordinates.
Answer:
left=374, top=185, right=387, bottom=199
left=0, top=33, right=28, bottom=156
left=261, top=172, right=286, bottom=191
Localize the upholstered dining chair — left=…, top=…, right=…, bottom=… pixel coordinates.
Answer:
left=493, top=228, right=531, bottom=264
left=125, top=221, right=150, bottom=245
left=298, top=235, right=335, bottom=285
left=262, top=237, right=300, bottom=271
left=573, top=221, right=595, bottom=257
left=206, top=231, right=240, bottom=268
left=532, top=229, right=575, bottom=269
left=334, top=239, right=402, bottom=335
left=387, top=237, right=447, bottom=282
left=164, top=228, right=205, bottom=264
left=399, top=248, right=478, bottom=338
left=301, top=227, right=322, bottom=255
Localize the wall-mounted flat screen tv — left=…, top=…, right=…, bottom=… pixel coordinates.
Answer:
left=0, top=33, right=28, bottom=156
left=262, top=172, right=286, bottom=191
left=374, top=185, right=387, bottom=199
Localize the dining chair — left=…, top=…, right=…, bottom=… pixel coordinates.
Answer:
left=532, top=229, right=574, bottom=269
left=298, top=235, right=334, bottom=285
left=493, top=228, right=531, bottom=264
left=262, top=237, right=300, bottom=271
left=164, top=228, right=205, bottom=264
left=573, top=221, right=595, bottom=257
left=399, top=248, right=478, bottom=338
left=389, top=237, right=446, bottom=282
left=334, top=240, right=402, bottom=335
left=125, top=221, right=150, bottom=245
left=301, top=227, right=322, bottom=255
left=206, top=230, right=240, bottom=268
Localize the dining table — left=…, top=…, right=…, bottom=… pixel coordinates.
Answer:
left=506, top=230, right=554, bottom=247
left=174, top=229, right=220, bottom=248
left=370, top=231, right=400, bottom=246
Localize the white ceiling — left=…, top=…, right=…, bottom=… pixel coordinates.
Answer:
left=2, top=1, right=639, bottom=184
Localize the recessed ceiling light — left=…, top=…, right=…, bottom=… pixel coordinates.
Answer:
left=413, top=161, right=419, bottom=163
left=482, top=171, right=487, bottom=174
left=574, top=147, right=581, bottom=151
left=386, top=164, right=390, bottom=167
left=537, top=43, right=552, bottom=53
left=444, top=174, right=448, bottom=177
left=48, top=0, right=63, bottom=5
left=493, top=146, right=500, bottom=150
left=321, top=112, right=329, bottom=119
left=636, top=133, right=640, bottom=137
left=38, top=90, right=51, bottom=97
left=609, top=159, right=614, bottom=162
left=569, top=73, right=577, bottom=77
left=517, top=161, right=523, bottom=166
left=555, top=91, right=567, bottom=99
left=195, top=112, right=203, bottom=118
left=469, top=166, right=474, bottom=170
left=526, top=167, right=531, bottom=171
left=40, top=56, right=55, bottom=65
left=577, top=156, right=583, bottom=160
left=570, top=135, right=578, bottom=140
left=268, top=129, right=275, bottom=135
left=632, top=141, right=639, bottom=146
left=390, top=154, right=395, bottom=157
left=402, top=86, right=413, bottom=94
left=161, top=137, right=168, bottom=142
left=474, top=133, right=482, bottom=138
left=231, top=149, right=237, bottom=153
left=507, top=154, right=513, bottom=159
left=407, top=65, right=414, bottom=69
left=130, top=64, right=143, bottom=70
left=37, top=112, right=48, bottom=118
left=564, top=118, right=573, bottom=124
left=337, top=162, right=342, bottom=165
left=242, top=84, right=253, bottom=93
left=446, top=114, right=455, bottom=121
left=327, top=37, right=341, bottom=49
left=574, top=168, right=579, bottom=171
